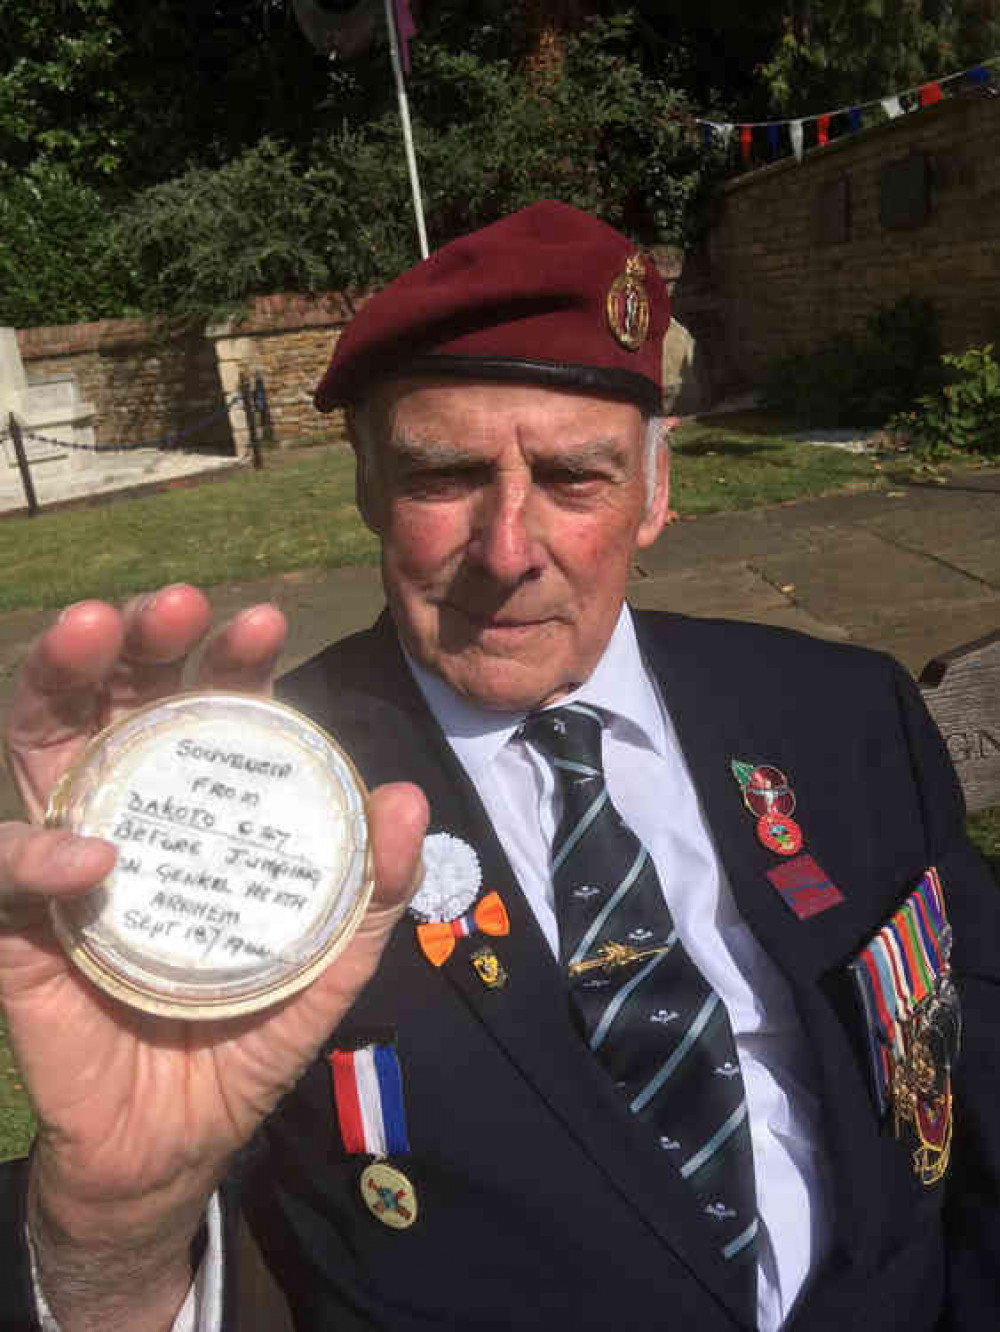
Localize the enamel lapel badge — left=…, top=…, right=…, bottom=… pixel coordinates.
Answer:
left=730, top=758, right=845, bottom=920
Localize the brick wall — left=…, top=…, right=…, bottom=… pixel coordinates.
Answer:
left=686, top=92, right=1000, bottom=389
left=16, top=293, right=354, bottom=454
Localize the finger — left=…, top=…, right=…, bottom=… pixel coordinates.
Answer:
left=109, top=584, right=214, bottom=715
left=0, top=825, right=116, bottom=931
left=194, top=604, right=287, bottom=694
left=6, top=602, right=125, bottom=818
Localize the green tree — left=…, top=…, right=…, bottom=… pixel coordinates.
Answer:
left=756, top=0, right=1000, bottom=116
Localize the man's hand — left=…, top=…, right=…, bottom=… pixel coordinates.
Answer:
left=0, top=585, right=428, bottom=1330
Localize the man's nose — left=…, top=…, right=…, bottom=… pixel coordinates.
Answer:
left=469, top=483, right=539, bottom=584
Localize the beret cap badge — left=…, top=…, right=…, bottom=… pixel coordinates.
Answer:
left=606, top=254, right=650, bottom=352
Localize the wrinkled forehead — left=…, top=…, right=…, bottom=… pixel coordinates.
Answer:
left=352, top=375, right=648, bottom=460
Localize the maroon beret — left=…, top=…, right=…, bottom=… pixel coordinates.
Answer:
left=314, top=199, right=670, bottom=416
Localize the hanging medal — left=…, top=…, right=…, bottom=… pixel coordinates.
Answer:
left=849, top=867, right=959, bottom=1186
left=329, top=1041, right=419, bottom=1229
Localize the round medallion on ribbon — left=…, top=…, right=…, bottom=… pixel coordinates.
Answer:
left=360, top=1161, right=418, bottom=1230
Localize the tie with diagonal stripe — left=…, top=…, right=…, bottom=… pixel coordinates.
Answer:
left=520, top=702, right=759, bottom=1318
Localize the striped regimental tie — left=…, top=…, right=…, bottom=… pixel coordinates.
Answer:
left=520, top=703, right=759, bottom=1317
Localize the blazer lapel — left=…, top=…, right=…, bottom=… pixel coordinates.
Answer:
left=634, top=612, right=899, bottom=1272
left=304, top=617, right=749, bottom=1327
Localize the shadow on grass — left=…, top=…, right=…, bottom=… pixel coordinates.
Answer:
left=674, top=438, right=775, bottom=460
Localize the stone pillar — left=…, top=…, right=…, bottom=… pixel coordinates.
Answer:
left=207, top=323, right=256, bottom=459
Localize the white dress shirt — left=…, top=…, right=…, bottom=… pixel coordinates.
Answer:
left=409, top=606, right=834, bottom=1331
left=34, top=607, right=832, bottom=1331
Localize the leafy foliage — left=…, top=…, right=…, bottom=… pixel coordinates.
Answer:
left=761, top=296, right=943, bottom=427
left=0, top=162, right=135, bottom=327
left=755, top=0, right=1000, bottom=119
left=890, top=345, right=1000, bottom=456
left=114, top=15, right=710, bottom=323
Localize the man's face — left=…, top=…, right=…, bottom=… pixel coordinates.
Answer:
left=357, top=378, right=670, bottom=711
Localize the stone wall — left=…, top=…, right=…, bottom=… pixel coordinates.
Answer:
left=686, top=92, right=1000, bottom=390
left=16, top=294, right=354, bottom=455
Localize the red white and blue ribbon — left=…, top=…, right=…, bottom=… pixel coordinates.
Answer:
left=329, top=1043, right=411, bottom=1158
left=849, top=867, right=950, bottom=1116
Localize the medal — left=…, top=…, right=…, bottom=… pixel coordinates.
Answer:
left=359, top=1160, right=419, bottom=1230
left=849, top=867, right=959, bottom=1185
left=329, top=1041, right=420, bottom=1227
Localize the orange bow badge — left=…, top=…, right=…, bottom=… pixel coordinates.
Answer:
left=416, top=891, right=510, bottom=967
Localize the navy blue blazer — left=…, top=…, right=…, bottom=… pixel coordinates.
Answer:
left=3, top=610, right=999, bottom=1330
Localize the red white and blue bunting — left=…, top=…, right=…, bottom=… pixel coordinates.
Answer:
left=698, top=56, right=998, bottom=170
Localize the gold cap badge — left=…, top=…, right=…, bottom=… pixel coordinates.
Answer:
left=606, top=254, right=650, bottom=352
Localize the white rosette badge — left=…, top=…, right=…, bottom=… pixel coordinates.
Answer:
left=410, top=832, right=482, bottom=923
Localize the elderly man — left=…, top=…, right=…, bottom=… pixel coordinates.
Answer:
left=0, top=201, right=997, bottom=1332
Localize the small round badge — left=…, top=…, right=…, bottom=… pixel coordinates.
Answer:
left=409, top=832, right=481, bottom=923
left=743, top=766, right=796, bottom=819
left=756, top=814, right=804, bottom=857
left=360, top=1161, right=418, bottom=1229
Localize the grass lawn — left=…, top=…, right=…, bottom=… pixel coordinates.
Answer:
left=0, top=415, right=997, bottom=1160
left=0, top=413, right=969, bottom=614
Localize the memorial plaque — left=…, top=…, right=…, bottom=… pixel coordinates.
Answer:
left=920, top=630, right=1000, bottom=813
left=47, top=693, right=371, bottom=1019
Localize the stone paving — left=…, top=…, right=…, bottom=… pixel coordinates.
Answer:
left=1, top=463, right=999, bottom=821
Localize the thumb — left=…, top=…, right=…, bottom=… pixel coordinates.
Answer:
left=365, top=782, right=429, bottom=924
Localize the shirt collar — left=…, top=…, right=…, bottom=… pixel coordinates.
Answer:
left=405, top=606, right=666, bottom=778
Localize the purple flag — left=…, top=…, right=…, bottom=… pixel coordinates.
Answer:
left=393, top=0, right=417, bottom=77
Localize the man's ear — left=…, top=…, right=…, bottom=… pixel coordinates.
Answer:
left=636, top=431, right=671, bottom=549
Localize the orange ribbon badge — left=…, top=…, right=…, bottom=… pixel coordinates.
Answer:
left=416, top=891, right=510, bottom=967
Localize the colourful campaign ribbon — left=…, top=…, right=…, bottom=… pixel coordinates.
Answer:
left=416, top=890, right=509, bottom=967
left=329, top=1043, right=411, bottom=1158
left=849, top=867, right=951, bottom=1113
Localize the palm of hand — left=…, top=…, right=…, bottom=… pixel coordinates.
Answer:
left=0, top=587, right=426, bottom=1225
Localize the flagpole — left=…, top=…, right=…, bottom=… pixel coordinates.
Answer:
left=383, top=0, right=428, bottom=259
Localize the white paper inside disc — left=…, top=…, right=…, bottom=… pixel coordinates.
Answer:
left=48, top=693, right=370, bottom=1018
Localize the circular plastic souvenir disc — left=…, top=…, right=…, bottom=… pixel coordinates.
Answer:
left=47, top=692, right=371, bottom=1020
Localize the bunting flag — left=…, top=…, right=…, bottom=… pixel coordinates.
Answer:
left=697, top=54, right=998, bottom=172
left=789, top=119, right=804, bottom=162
